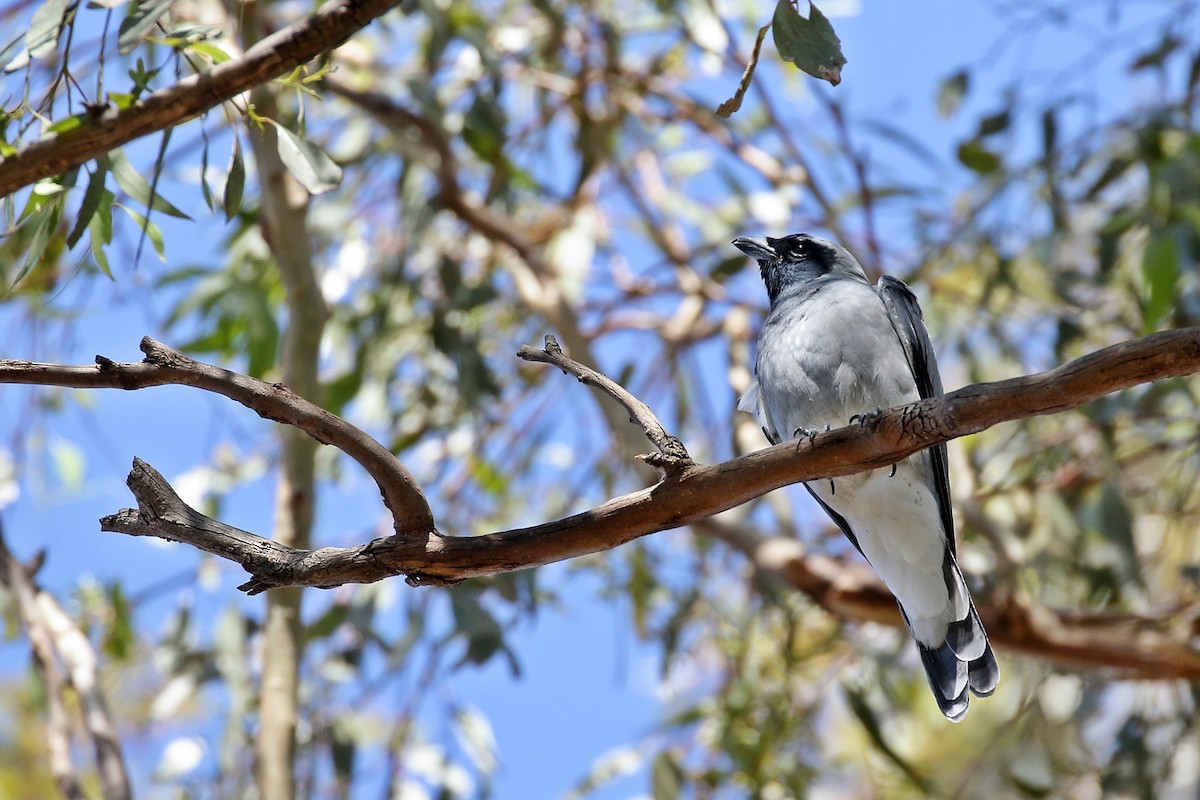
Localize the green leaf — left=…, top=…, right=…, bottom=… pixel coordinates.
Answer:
left=977, top=110, right=1011, bottom=137
left=224, top=136, right=244, bottom=220
left=469, top=456, right=508, bottom=497
left=199, top=132, right=214, bottom=211
left=107, top=91, right=136, bottom=109
left=67, top=163, right=108, bottom=248
left=0, top=33, right=24, bottom=71
left=272, top=122, right=342, bottom=195
left=450, top=590, right=505, bottom=667
left=117, top=0, right=175, bottom=55
left=27, top=0, right=72, bottom=59
left=88, top=190, right=115, bottom=278
left=109, top=148, right=192, bottom=219
left=843, top=685, right=933, bottom=792
left=49, top=437, right=86, bottom=492
left=115, top=203, right=166, bottom=262
left=185, top=39, right=230, bottom=64
left=103, top=582, right=134, bottom=660
left=937, top=70, right=970, bottom=117
left=651, top=751, right=683, bottom=800
left=956, top=139, right=1002, bottom=175
left=11, top=202, right=57, bottom=287
left=330, top=719, right=356, bottom=782
left=1141, top=230, right=1178, bottom=331
left=772, top=0, right=846, bottom=87
left=126, top=57, right=160, bottom=96
left=1041, top=109, right=1058, bottom=158
left=45, top=113, right=87, bottom=134
left=462, top=93, right=506, bottom=163
left=305, top=604, right=349, bottom=642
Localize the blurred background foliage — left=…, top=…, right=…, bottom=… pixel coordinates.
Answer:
left=2, top=0, right=1200, bottom=796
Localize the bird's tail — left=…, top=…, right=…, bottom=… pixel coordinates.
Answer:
left=904, top=557, right=999, bottom=722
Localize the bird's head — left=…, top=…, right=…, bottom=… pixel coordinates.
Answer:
left=732, top=233, right=868, bottom=305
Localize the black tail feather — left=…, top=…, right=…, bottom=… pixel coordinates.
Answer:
left=903, top=555, right=1000, bottom=720
left=918, top=642, right=969, bottom=722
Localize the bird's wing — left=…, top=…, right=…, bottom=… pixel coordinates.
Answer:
left=876, top=275, right=955, bottom=554
left=743, top=376, right=866, bottom=557
left=738, top=377, right=782, bottom=446
left=803, top=485, right=865, bottom=557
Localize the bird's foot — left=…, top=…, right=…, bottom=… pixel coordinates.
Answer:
left=849, top=407, right=884, bottom=427
left=888, top=463, right=897, bottom=478
left=793, top=425, right=819, bottom=445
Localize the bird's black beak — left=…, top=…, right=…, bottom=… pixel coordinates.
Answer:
left=732, top=236, right=776, bottom=261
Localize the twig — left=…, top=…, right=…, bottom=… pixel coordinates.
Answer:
left=0, top=0, right=405, bottom=198
left=0, top=336, right=434, bottom=535
left=100, top=459, right=308, bottom=593
left=517, top=334, right=691, bottom=469
left=717, top=23, right=771, bottom=118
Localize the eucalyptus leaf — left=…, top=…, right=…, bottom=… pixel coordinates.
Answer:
left=0, top=32, right=26, bottom=72
left=772, top=0, right=846, bottom=86
left=115, top=203, right=167, bottom=262
left=118, top=0, right=175, bottom=55
left=937, top=70, right=970, bottom=117
left=11, top=202, right=57, bottom=288
left=67, top=163, right=108, bottom=249
left=109, top=148, right=192, bottom=219
left=272, top=122, right=342, bottom=195
left=224, top=136, right=244, bottom=220
left=88, top=192, right=115, bottom=279
left=650, top=751, right=683, bottom=800
left=1141, top=230, right=1179, bottom=331
left=199, top=132, right=214, bottom=211
left=27, top=0, right=72, bottom=59
left=957, top=139, right=1002, bottom=175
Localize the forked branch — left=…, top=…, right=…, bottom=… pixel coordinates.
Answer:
left=2, top=328, right=1200, bottom=674
left=0, top=337, right=433, bottom=534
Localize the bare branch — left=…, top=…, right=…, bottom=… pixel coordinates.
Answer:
left=0, top=337, right=434, bottom=534
left=716, top=23, right=772, bottom=118
left=0, top=0, right=405, bottom=198
left=697, top=518, right=1200, bottom=680
left=100, top=459, right=304, bottom=593
left=34, top=589, right=132, bottom=799
left=80, top=327, right=1200, bottom=603
left=517, top=334, right=691, bottom=469
left=0, top=521, right=130, bottom=799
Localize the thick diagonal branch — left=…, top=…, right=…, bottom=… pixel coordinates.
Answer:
left=81, top=327, right=1200, bottom=678
left=0, top=0, right=404, bottom=198
left=79, top=326, right=1200, bottom=595
left=0, top=336, right=434, bottom=534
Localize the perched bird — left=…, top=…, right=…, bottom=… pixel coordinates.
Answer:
left=734, top=232, right=999, bottom=721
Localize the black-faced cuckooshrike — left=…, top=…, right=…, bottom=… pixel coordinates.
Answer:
left=734, top=232, right=999, bottom=721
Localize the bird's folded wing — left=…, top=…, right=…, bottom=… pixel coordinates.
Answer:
left=876, top=275, right=955, bottom=554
